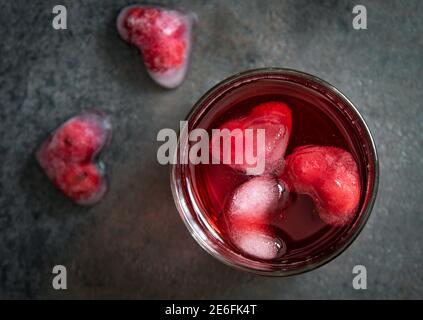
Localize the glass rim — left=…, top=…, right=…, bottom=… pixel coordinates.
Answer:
left=170, top=67, right=379, bottom=276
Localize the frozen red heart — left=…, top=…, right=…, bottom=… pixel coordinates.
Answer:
left=224, top=176, right=287, bottom=260
left=211, top=101, right=292, bottom=175
left=36, top=111, right=112, bottom=205
left=117, top=5, right=195, bottom=88
left=282, top=145, right=361, bottom=226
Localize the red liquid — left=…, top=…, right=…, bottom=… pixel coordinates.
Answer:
left=187, top=79, right=366, bottom=263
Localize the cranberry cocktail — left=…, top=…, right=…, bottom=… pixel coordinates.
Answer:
left=172, top=69, right=378, bottom=275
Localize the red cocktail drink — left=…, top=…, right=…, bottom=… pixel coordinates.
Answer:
left=171, top=69, right=378, bottom=275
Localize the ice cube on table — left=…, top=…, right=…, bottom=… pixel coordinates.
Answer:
left=116, top=5, right=196, bottom=89
left=36, top=110, right=111, bottom=205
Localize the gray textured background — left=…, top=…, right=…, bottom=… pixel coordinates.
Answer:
left=0, top=0, right=422, bottom=299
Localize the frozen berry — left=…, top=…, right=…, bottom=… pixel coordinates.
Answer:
left=117, top=5, right=195, bottom=88
left=283, top=145, right=361, bottom=226
left=211, top=101, right=292, bottom=175
left=36, top=111, right=112, bottom=205
left=56, top=163, right=106, bottom=205
left=47, top=114, right=110, bottom=163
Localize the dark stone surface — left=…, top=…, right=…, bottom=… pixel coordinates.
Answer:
left=0, top=0, right=422, bottom=299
